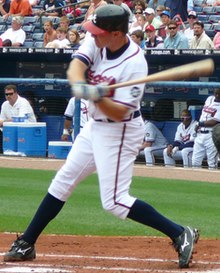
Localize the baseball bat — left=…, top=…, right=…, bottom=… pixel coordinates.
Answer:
left=107, top=58, right=214, bottom=89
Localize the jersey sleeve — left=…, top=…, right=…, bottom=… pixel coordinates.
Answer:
left=64, top=97, right=75, bottom=118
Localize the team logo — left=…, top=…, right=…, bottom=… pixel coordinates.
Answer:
left=130, top=86, right=141, bottom=97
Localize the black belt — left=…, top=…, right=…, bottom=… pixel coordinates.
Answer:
left=200, top=130, right=210, bottom=134
left=95, top=110, right=141, bottom=123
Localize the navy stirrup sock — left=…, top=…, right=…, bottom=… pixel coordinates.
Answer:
left=127, top=199, right=184, bottom=239
left=22, top=193, right=65, bottom=244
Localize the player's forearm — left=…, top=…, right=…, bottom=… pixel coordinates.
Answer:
left=95, top=98, right=129, bottom=122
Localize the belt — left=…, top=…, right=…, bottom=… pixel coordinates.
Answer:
left=200, top=130, right=211, bottom=134
left=95, top=110, right=141, bottom=123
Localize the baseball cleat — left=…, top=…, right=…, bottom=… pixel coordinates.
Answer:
left=172, top=226, right=199, bottom=268
left=4, top=236, right=36, bottom=262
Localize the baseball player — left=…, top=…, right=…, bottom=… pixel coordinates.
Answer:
left=4, top=5, right=199, bottom=269
left=192, top=89, right=220, bottom=169
left=61, top=97, right=89, bottom=141
left=163, top=109, right=197, bottom=168
left=139, top=119, right=168, bottom=166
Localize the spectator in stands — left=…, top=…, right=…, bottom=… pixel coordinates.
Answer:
left=43, top=19, right=57, bottom=47
left=112, top=0, right=133, bottom=21
left=163, top=109, right=197, bottom=168
left=61, top=97, right=89, bottom=142
left=130, top=29, right=145, bottom=49
left=143, top=7, right=162, bottom=31
left=0, top=0, right=10, bottom=16
left=0, top=16, right=26, bottom=47
left=129, top=13, right=146, bottom=34
left=190, top=21, right=214, bottom=49
left=2, top=39, right=12, bottom=46
left=67, top=28, right=80, bottom=49
left=37, top=0, right=63, bottom=17
left=133, top=0, right=146, bottom=12
left=62, top=0, right=82, bottom=18
left=139, top=119, right=168, bottom=166
left=158, top=9, right=170, bottom=39
left=213, top=29, right=220, bottom=49
left=129, top=8, right=143, bottom=34
left=164, top=0, right=188, bottom=22
left=0, top=85, right=37, bottom=153
left=144, top=24, right=164, bottom=48
left=46, top=27, right=70, bottom=48
left=192, top=89, right=220, bottom=169
left=184, top=11, right=198, bottom=47
left=164, top=20, right=189, bottom=49
left=59, top=16, right=70, bottom=31
left=3, top=0, right=32, bottom=19
left=148, top=0, right=165, bottom=12
left=172, top=14, right=186, bottom=32
left=155, top=5, right=165, bottom=20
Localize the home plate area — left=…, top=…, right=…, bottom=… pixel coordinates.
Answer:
left=0, top=233, right=220, bottom=273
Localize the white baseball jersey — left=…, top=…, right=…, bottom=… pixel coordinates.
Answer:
left=64, top=97, right=89, bottom=128
left=140, top=120, right=168, bottom=166
left=0, top=95, right=36, bottom=123
left=163, top=120, right=197, bottom=167
left=49, top=35, right=148, bottom=219
left=192, top=95, right=220, bottom=169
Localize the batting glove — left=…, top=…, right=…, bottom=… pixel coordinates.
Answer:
left=72, top=82, right=110, bottom=102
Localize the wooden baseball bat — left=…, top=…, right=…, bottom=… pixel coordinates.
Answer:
left=108, top=58, right=214, bottom=89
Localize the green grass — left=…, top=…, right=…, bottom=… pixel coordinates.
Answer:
left=0, top=168, right=219, bottom=239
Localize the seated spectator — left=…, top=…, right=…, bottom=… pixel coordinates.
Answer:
left=143, top=7, right=162, bottom=31
left=145, top=24, right=164, bottom=48
left=184, top=11, right=198, bottom=47
left=3, top=39, right=12, bottom=46
left=129, top=12, right=146, bottom=34
left=59, top=15, right=70, bottom=31
left=46, top=27, right=69, bottom=48
left=0, top=16, right=26, bottom=47
left=133, top=0, right=146, bottom=12
left=147, top=0, right=165, bottom=11
left=139, top=119, right=168, bottom=166
left=130, top=29, right=145, bottom=49
left=163, top=109, right=197, bottom=168
left=36, top=0, right=63, bottom=17
left=66, top=28, right=80, bottom=49
left=213, top=30, right=220, bottom=49
left=192, top=89, right=220, bottom=169
left=62, top=0, right=82, bottom=19
left=164, top=20, right=189, bottom=49
left=0, top=84, right=37, bottom=153
left=155, top=5, right=165, bottom=20
left=158, top=9, right=170, bottom=39
left=190, top=21, right=214, bottom=49
left=3, top=0, right=32, bottom=19
left=129, top=8, right=143, bottom=34
left=0, top=0, right=10, bottom=16
left=43, top=19, right=57, bottom=47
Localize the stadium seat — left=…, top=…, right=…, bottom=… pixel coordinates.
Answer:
left=23, top=40, right=34, bottom=48
left=194, top=6, right=203, bottom=13
left=204, top=23, right=212, bottom=30
left=215, top=6, right=220, bottom=14
left=197, top=14, right=210, bottom=23
left=34, top=41, right=44, bottom=48
left=202, top=6, right=216, bottom=15
left=214, top=24, right=220, bottom=32
left=209, top=15, right=220, bottom=23
left=206, top=29, right=216, bottom=38
left=32, top=32, right=44, bottom=41
left=0, top=24, right=6, bottom=33
left=23, top=16, right=38, bottom=25
left=22, top=25, right=35, bottom=39
left=194, top=0, right=205, bottom=6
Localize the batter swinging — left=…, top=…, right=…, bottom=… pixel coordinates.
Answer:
left=4, top=5, right=199, bottom=269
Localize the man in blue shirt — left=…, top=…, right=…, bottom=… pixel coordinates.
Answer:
left=164, top=20, right=189, bottom=49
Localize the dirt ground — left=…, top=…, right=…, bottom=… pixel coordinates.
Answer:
left=0, top=156, right=219, bottom=273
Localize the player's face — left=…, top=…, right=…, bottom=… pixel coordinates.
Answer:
left=92, top=32, right=114, bottom=48
left=214, top=89, right=220, bottom=102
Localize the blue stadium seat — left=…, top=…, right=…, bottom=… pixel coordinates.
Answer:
left=22, top=25, right=35, bottom=39
left=32, top=32, right=44, bottom=41
left=34, top=41, right=44, bottom=48
left=23, top=40, right=34, bottom=48
left=209, top=14, right=220, bottom=23
left=197, top=14, right=210, bottom=23
left=202, top=6, right=216, bottom=15
left=194, top=0, right=205, bottom=6
left=23, top=16, right=38, bottom=25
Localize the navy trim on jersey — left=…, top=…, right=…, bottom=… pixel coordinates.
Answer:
left=106, top=39, right=130, bottom=60
left=74, top=55, right=90, bottom=67
left=64, top=115, right=73, bottom=121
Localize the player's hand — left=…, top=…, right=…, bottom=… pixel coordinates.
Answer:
left=72, top=82, right=110, bottom=102
left=61, top=134, right=69, bottom=141
left=167, top=144, right=173, bottom=157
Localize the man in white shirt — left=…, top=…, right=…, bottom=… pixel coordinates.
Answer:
left=190, top=21, right=214, bottom=49
left=0, top=16, right=26, bottom=46
left=184, top=11, right=198, bottom=47
left=0, top=84, right=36, bottom=153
